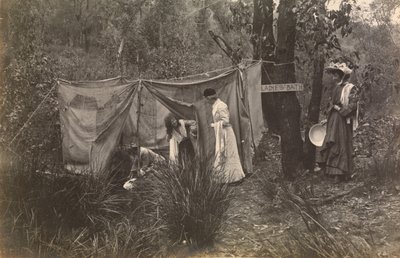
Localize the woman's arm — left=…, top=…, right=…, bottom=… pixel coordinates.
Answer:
left=338, top=87, right=359, bottom=117
left=182, top=119, right=197, bottom=137
left=216, top=107, right=231, bottom=126
left=182, top=119, right=196, bottom=126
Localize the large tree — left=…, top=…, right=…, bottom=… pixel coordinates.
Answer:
left=252, top=0, right=280, bottom=133
left=299, top=0, right=353, bottom=170
left=274, top=0, right=303, bottom=179
left=252, top=0, right=303, bottom=180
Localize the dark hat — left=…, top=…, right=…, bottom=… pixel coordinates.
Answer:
left=203, top=88, right=216, bottom=97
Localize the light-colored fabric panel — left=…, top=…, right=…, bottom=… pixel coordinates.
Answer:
left=144, top=71, right=254, bottom=173
left=58, top=65, right=261, bottom=176
left=58, top=78, right=138, bottom=175
left=122, top=85, right=187, bottom=149
left=243, top=62, right=265, bottom=147
left=90, top=89, right=136, bottom=175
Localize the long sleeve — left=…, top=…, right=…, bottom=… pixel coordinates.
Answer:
left=169, top=138, right=179, bottom=163
left=339, top=86, right=359, bottom=117
left=215, top=106, right=230, bottom=125
left=182, top=119, right=197, bottom=138
left=182, top=119, right=196, bottom=126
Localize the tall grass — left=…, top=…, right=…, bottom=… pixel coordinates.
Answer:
left=368, top=155, right=399, bottom=183
left=0, top=160, right=162, bottom=257
left=147, top=160, right=233, bottom=248
left=256, top=171, right=372, bottom=257
left=0, top=155, right=232, bottom=256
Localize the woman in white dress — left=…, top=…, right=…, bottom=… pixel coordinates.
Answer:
left=203, top=88, right=245, bottom=184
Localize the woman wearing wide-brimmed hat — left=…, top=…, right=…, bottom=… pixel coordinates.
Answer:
left=318, top=62, right=360, bottom=182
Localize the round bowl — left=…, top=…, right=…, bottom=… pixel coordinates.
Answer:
left=309, top=123, right=327, bottom=147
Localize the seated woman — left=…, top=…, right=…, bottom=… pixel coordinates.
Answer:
left=164, top=113, right=197, bottom=167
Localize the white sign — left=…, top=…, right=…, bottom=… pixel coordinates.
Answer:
left=261, top=83, right=304, bottom=92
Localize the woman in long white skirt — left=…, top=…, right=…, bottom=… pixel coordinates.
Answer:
left=203, top=88, right=245, bottom=184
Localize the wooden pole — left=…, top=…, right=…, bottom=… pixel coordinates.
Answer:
left=117, top=38, right=124, bottom=76
left=136, top=81, right=142, bottom=173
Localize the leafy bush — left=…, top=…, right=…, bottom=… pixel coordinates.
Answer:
left=146, top=161, right=233, bottom=248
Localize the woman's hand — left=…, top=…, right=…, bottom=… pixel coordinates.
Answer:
left=333, top=105, right=341, bottom=111
left=320, top=119, right=327, bottom=125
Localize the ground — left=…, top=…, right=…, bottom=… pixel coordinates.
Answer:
left=175, top=115, right=400, bottom=257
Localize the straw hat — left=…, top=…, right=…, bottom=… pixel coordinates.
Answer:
left=325, top=62, right=352, bottom=75
left=309, top=123, right=327, bottom=147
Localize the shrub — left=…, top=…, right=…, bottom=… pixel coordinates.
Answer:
left=257, top=174, right=372, bottom=257
left=260, top=227, right=372, bottom=258
left=0, top=160, right=162, bottom=257
left=368, top=155, right=399, bottom=184
left=147, top=161, right=233, bottom=248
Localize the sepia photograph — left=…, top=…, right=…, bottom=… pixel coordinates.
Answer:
left=0, top=0, right=399, bottom=257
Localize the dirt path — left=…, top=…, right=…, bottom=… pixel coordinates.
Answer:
left=190, top=132, right=400, bottom=258
left=191, top=170, right=400, bottom=257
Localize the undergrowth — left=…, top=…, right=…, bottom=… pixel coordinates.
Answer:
left=0, top=159, right=162, bottom=257
left=368, top=155, right=399, bottom=184
left=147, top=161, right=233, bottom=248
left=0, top=155, right=232, bottom=256
left=256, top=170, right=373, bottom=257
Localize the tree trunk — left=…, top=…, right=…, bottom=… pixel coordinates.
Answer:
left=304, top=49, right=325, bottom=170
left=252, top=0, right=280, bottom=133
left=197, top=0, right=211, bottom=48
left=0, top=0, right=8, bottom=122
left=83, top=0, right=90, bottom=52
left=303, top=0, right=327, bottom=170
left=274, top=0, right=303, bottom=180
left=384, top=123, right=400, bottom=175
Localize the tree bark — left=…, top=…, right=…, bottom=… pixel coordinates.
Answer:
left=304, top=49, right=325, bottom=170
left=274, top=0, right=303, bottom=180
left=252, top=0, right=280, bottom=133
left=84, top=0, right=90, bottom=52
left=303, top=0, right=327, bottom=170
left=384, top=123, right=400, bottom=174
left=197, top=0, right=211, bottom=48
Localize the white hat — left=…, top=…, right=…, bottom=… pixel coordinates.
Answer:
left=309, top=123, right=327, bottom=147
left=325, top=62, right=352, bottom=75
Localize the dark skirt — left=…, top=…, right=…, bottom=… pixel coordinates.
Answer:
left=320, top=110, right=354, bottom=176
left=178, top=138, right=195, bottom=167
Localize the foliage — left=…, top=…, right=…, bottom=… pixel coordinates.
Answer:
left=1, top=0, right=253, bottom=162
left=146, top=161, right=233, bottom=248
left=295, top=0, right=354, bottom=93
left=369, top=156, right=399, bottom=184
left=260, top=227, right=372, bottom=258
left=296, top=0, right=353, bottom=55
left=349, top=19, right=400, bottom=113
left=0, top=161, right=163, bottom=257
left=256, top=172, right=372, bottom=258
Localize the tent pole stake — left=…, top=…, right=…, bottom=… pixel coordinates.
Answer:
left=137, top=81, right=143, bottom=174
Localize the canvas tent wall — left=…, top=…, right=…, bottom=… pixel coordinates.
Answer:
left=57, top=62, right=264, bottom=177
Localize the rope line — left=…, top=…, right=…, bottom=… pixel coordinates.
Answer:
left=184, top=0, right=226, bottom=19
left=242, top=58, right=295, bottom=66
left=9, top=64, right=236, bottom=148
left=8, top=83, right=56, bottom=147
left=261, top=62, right=273, bottom=84
left=166, top=65, right=236, bottom=81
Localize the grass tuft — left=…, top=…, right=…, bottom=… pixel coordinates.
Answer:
left=146, top=160, right=233, bottom=248
left=0, top=160, right=162, bottom=257
left=257, top=171, right=373, bottom=258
